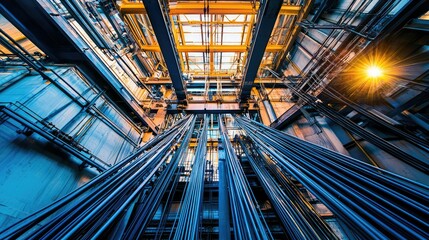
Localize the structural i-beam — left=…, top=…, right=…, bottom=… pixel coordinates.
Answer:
left=141, top=0, right=187, bottom=101
left=140, top=44, right=284, bottom=52
left=118, top=1, right=301, bottom=15
left=240, top=0, right=284, bottom=101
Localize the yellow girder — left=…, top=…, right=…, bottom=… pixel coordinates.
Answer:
left=118, top=2, right=301, bottom=15
left=140, top=44, right=283, bottom=52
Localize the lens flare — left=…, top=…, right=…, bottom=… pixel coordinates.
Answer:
left=366, top=66, right=383, bottom=78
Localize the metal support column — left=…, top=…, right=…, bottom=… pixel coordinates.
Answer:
left=240, top=0, right=284, bottom=101
left=141, top=0, right=187, bottom=101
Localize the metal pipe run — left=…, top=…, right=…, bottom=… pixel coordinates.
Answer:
left=97, top=115, right=197, bottom=239
left=0, top=115, right=195, bottom=239
left=219, top=115, right=273, bottom=240
left=239, top=138, right=338, bottom=240
left=218, top=138, right=231, bottom=240
left=288, top=85, right=429, bottom=173
left=235, top=116, right=429, bottom=239
left=173, top=115, right=208, bottom=240
left=322, top=87, right=429, bottom=152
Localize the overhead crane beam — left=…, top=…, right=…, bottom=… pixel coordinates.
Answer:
left=141, top=0, right=187, bottom=101
left=167, top=103, right=258, bottom=114
left=240, top=0, right=285, bottom=101
left=140, top=44, right=284, bottom=52
left=142, top=77, right=285, bottom=85
left=118, top=1, right=301, bottom=15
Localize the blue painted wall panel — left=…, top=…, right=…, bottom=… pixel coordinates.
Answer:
left=0, top=65, right=144, bottom=228
left=0, top=119, right=95, bottom=228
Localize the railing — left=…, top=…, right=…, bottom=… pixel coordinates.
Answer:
left=0, top=101, right=110, bottom=171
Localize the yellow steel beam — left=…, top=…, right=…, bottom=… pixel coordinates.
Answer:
left=183, top=20, right=252, bottom=25
left=279, top=5, right=302, bottom=15
left=143, top=77, right=284, bottom=83
left=185, top=71, right=236, bottom=77
left=140, top=44, right=283, bottom=52
left=189, top=141, right=218, bottom=147
left=171, top=2, right=259, bottom=15
left=118, top=2, right=301, bottom=15
left=236, top=15, right=248, bottom=74
left=123, top=16, right=143, bottom=48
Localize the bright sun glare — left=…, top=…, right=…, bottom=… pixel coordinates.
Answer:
left=366, top=66, right=383, bottom=78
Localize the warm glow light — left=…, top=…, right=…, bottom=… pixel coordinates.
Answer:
left=366, top=66, right=383, bottom=78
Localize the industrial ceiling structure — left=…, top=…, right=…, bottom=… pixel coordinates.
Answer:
left=0, top=0, right=428, bottom=239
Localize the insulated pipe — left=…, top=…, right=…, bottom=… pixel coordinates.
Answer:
left=27, top=121, right=190, bottom=239
left=263, top=99, right=277, bottom=123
